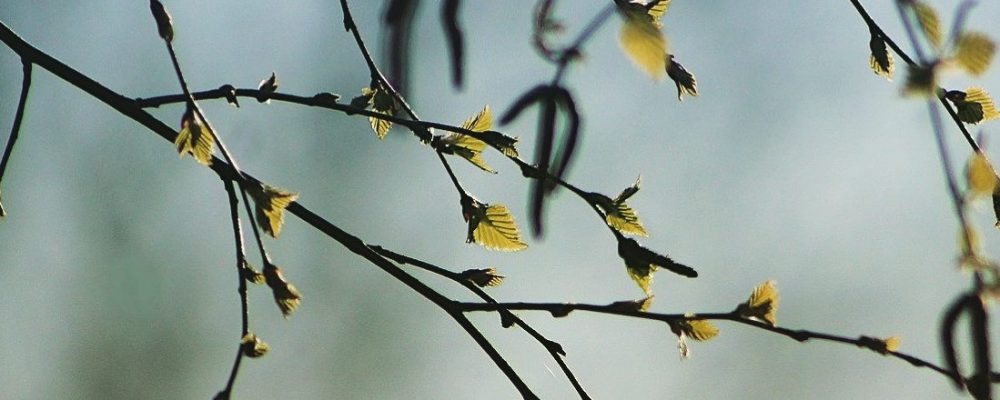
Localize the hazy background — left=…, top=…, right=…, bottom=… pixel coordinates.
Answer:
left=2, top=1, right=999, bottom=399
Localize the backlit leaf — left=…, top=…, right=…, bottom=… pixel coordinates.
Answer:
left=460, top=267, right=505, bottom=287
left=240, top=332, right=269, bottom=358
left=955, top=32, right=995, bottom=76
left=666, top=54, right=698, bottom=100
left=607, top=177, right=648, bottom=236
left=625, top=260, right=655, bottom=296
left=884, top=336, right=901, bottom=352
left=912, top=1, right=942, bottom=49
left=248, top=183, right=299, bottom=239
left=464, top=200, right=527, bottom=251
left=609, top=295, right=654, bottom=312
left=668, top=313, right=719, bottom=359
left=357, top=85, right=397, bottom=139
left=737, top=280, right=779, bottom=326
left=263, top=263, right=302, bottom=317
left=860, top=335, right=901, bottom=355
left=441, top=106, right=496, bottom=173
left=964, top=88, right=1000, bottom=122
left=617, top=3, right=668, bottom=80
left=947, top=88, right=1000, bottom=124
left=869, top=34, right=894, bottom=80
left=176, top=107, right=214, bottom=166
left=966, top=152, right=997, bottom=198
left=645, top=0, right=671, bottom=27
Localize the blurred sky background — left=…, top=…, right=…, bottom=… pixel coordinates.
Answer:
left=2, top=1, right=1000, bottom=399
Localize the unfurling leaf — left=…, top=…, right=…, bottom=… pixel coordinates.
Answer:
left=240, top=332, right=270, bottom=358
left=149, top=0, right=173, bottom=43
left=616, top=1, right=668, bottom=80
left=965, top=152, right=998, bottom=198
left=596, top=177, right=649, bottom=236
left=625, top=260, right=655, bottom=296
left=356, top=84, right=397, bottom=139
left=242, top=261, right=266, bottom=285
left=736, top=280, right=779, bottom=326
left=176, top=107, right=214, bottom=166
left=947, top=88, right=1000, bottom=124
left=618, top=237, right=696, bottom=295
left=256, top=72, right=278, bottom=103
left=869, top=34, right=894, bottom=80
left=912, top=1, right=942, bottom=49
left=263, top=263, right=302, bottom=317
left=609, top=295, right=654, bottom=312
left=460, top=267, right=505, bottom=287
left=902, top=64, right=936, bottom=97
left=247, top=183, right=299, bottom=238
left=462, top=197, right=527, bottom=251
left=440, top=106, right=497, bottom=173
left=666, top=54, right=698, bottom=100
left=668, top=314, right=719, bottom=359
left=859, top=335, right=901, bottom=355
left=954, top=32, right=996, bottom=76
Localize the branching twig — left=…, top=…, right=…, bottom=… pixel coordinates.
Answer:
left=456, top=300, right=989, bottom=383
left=370, top=245, right=592, bottom=399
left=215, top=179, right=251, bottom=400
left=0, top=57, right=31, bottom=217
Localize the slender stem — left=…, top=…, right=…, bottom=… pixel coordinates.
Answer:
left=240, top=189, right=271, bottom=264
left=370, top=245, right=592, bottom=399
left=216, top=179, right=251, bottom=400
left=0, top=58, right=32, bottom=217
left=457, top=301, right=969, bottom=382
left=163, top=41, right=244, bottom=177
left=339, top=0, right=469, bottom=201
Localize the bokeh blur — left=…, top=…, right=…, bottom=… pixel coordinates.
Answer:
left=2, top=1, right=999, bottom=399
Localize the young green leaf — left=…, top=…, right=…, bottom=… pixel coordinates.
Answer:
left=595, top=177, right=649, bottom=236
left=666, top=54, right=698, bottom=100
left=175, top=107, right=214, bottom=166
left=869, top=34, right=894, bottom=80
left=247, top=183, right=299, bottom=239
left=462, top=197, right=528, bottom=251
left=440, top=106, right=497, bottom=173
left=644, top=0, right=671, bottom=28
left=263, top=263, right=302, bottom=317
left=736, top=280, right=779, bottom=326
left=965, top=152, right=998, bottom=198
left=954, top=32, right=996, bottom=76
left=459, top=267, right=505, bottom=288
left=240, top=332, right=270, bottom=358
left=356, top=85, right=397, bottom=139
left=608, top=295, right=654, bottom=312
left=625, top=260, right=655, bottom=296
left=616, top=1, right=668, bottom=80
left=912, top=1, right=942, bottom=49
left=947, top=87, right=1000, bottom=124
left=668, top=314, right=719, bottom=359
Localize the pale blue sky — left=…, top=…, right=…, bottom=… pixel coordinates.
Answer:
left=1, top=1, right=999, bottom=399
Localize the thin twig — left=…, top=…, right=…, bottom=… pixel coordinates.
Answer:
left=370, top=245, right=592, bottom=399
left=456, top=300, right=977, bottom=383
left=0, top=57, right=32, bottom=217
left=0, top=21, right=535, bottom=398
left=216, top=179, right=251, bottom=400
left=338, top=0, right=471, bottom=201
